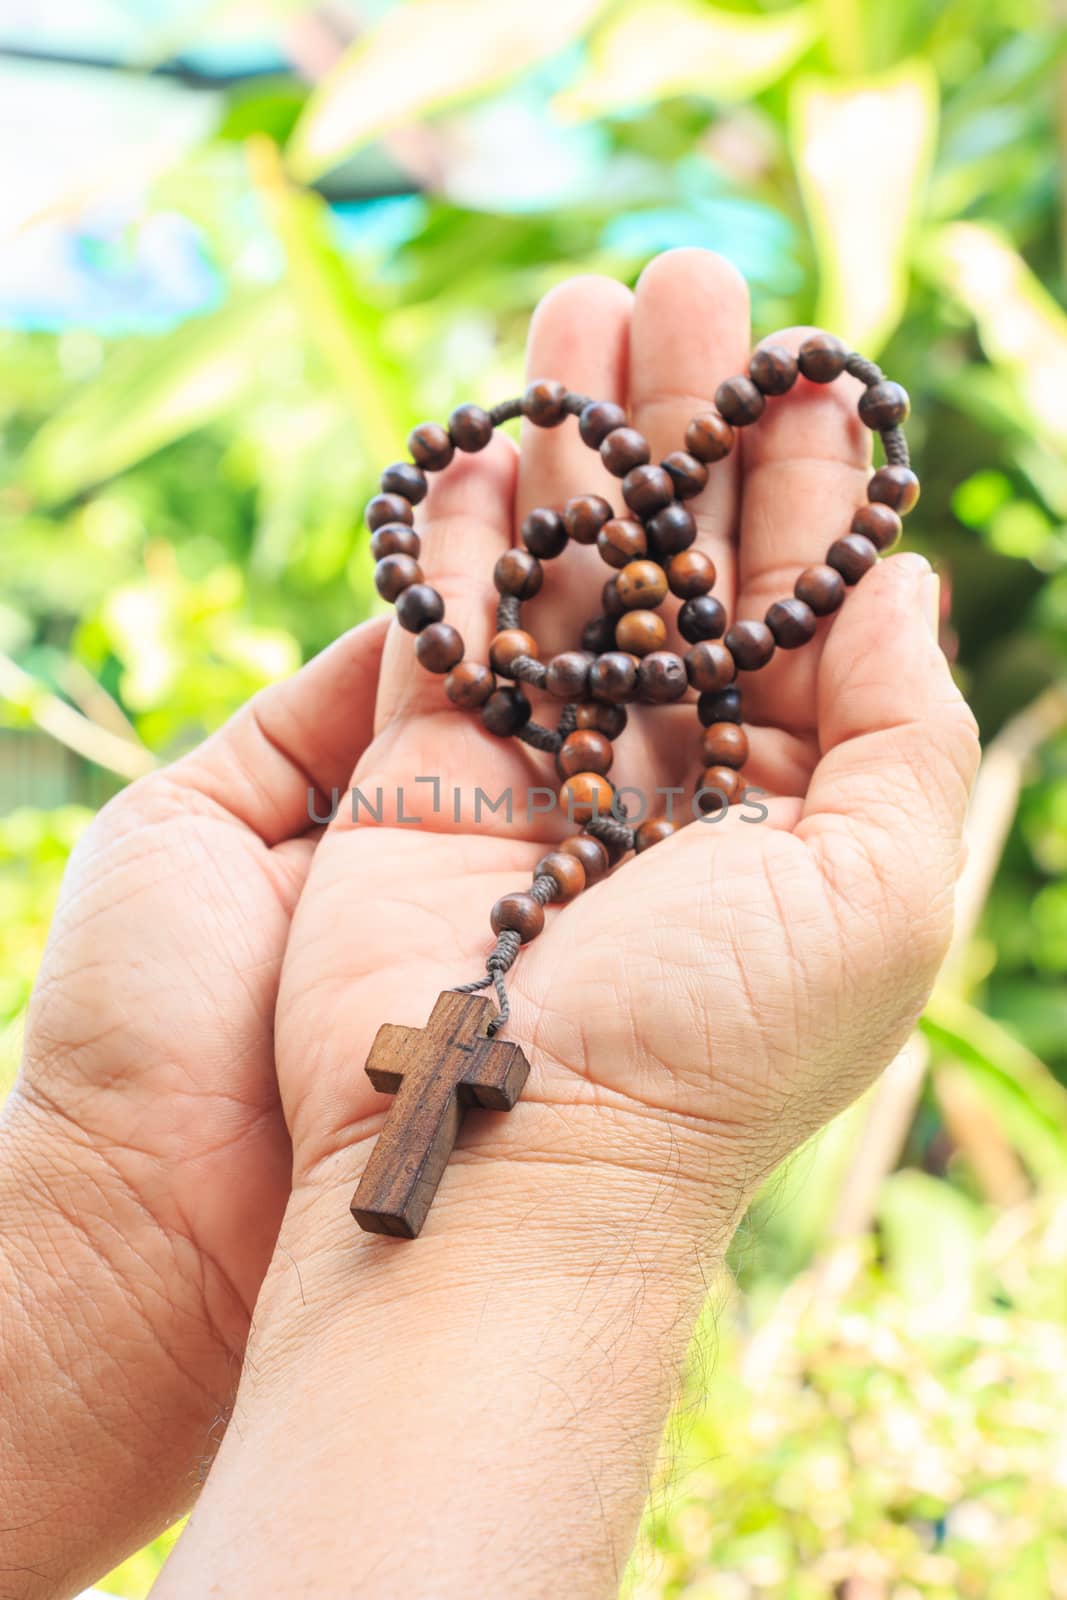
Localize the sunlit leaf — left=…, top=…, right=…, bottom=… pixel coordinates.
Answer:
left=878, top=1169, right=982, bottom=1314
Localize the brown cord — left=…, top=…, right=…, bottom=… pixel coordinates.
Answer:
left=454, top=876, right=556, bottom=1033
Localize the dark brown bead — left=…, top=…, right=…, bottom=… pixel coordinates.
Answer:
left=623, top=463, right=674, bottom=518
left=408, top=421, right=454, bottom=472
left=557, top=729, right=613, bottom=780
left=661, top=451, right=709, bottom=501
left=482, top=685, right=531, bottom=737
left=380, top=461, right=428, bottom=505
left=685, top=410, right=735, bottom=463
left=637, top=651, right=688, bottom=704
left=602, top=576, right=624, bottom=618
left=494, top=548, right=543, bottom=599
left=686, top=640, right=736, bottom=693
left=826, top=533, right=878, bottom=585
left=765, top=597, right=817, bottom=649
left=449, top=403, right=493, bottom=452
left=491, top=891, right=545, bottom=943
left=851, top=502, right=902, bottom=552
left=597, top=517, right=647, bottom=569
left=563, top=494, right=614, bottom=545
left=396, top=583, right=444, bottom=632
left=858, top=380, right=909, bottom=430
left=589, top=652, right=639, bottom=704
left=666, top=549, right=716, bottom=599
left=635, top=816, right=677, bottom=853
left=697, top=766, right=743, bottom=811
left=581, top=615, right=616, bottom=655
left=725, top=619, right=776, bottom=671
left=375, top=552, right=423, bottom=601
left=615, top=609, right=667, bottom=657
left=416, top=622, right=464, bottom=674
left=701, top=721, right=748, bottom=769
left=534, top=850, right=585, bottom=902
left=600, top=427, right=650, bottom=478
left=489, top=629, right=539, bottom=677
left=797, top=332, right=848, bottom=384
left=559, top=772, right=614, bottom=824
left=678, top=595, right=727, bottom=644
left=579, top=400, right=628, bottom=449
left=367, top=492, right=414, bottom=530
left=749, top=344, right=798, bottom=396
left=521, top=507, right=567, bottom=559
left=523, top=379, right=568, bottom=428
left=795, top=564, right=845, bottom=615
left=545, top=651, right=593, bottom=700
left=370, top=523, right=421, bottom=561
left=868, top=464, right=920, bottom=515
left=562, top=832, right=610, bottom=884
left=575, top=702, right=627, bottom=738
left=715, top=375, right=765, bottom=427
left=698, top=686, right=742, bottom=725
left=646, top=502, right=696, bottom=558
left=445, top=660, right=495, bottom=708
left=617, top=560, right=668, bottom=610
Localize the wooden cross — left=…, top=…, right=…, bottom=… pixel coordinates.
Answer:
left=351, top=990, right=531, bottom=1238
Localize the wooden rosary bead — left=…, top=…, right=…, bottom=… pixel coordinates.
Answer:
left=482, top=685, right=531, bottom=736
left=715, top=375, right=765, bottom=427
left=858, top=380, right=909, bottom=430
left=381, top=461, right=428, bottom=505
left=797, top=332, right=848, bottom=383
left=666, top=549, right=716, bottom=599
left=533, top=850, right=585, bottom=901
left=545, top=650, right=593, bottom=700
left=685, top=410, right=735, bottom=463
left=725, top=619, right=775, bottom=671
left=562, top=832, right=610, bottom=884
left=522, top=507, right=568, bottom=559
left=600, top=427, right=650, bottom=478
left=635, top=816, right=677, bottom=852
left=661, top=450, right=709, bottom=501
left=868, top=464, right=920, bottom=515
left=576, top=702, right=627, bottom=738
left=396, top=583, right=445, bottom=632
left=564, top=494, right=614, bottom=545
left=851, top=501, right=902, bottom=552
left=602, top=575, right=624, bottom=618
left=579, top=400, right=628, bottom=449
left=795, top=564, right=845, bottom=615
left=523, top=379, right=568, bottom=428
left=749, top=344, right=798, bottom=396
left=581, top=615, right=616, bottom=655
left=449, top=403, right=493, bottom=452
left=766, top=597, right=817, bottom=649
left=445, top=660, right=495, bottom=708
left=370, top=523, right=421, bottom=561
left=375, top=551, right=423, bottom=601
left=699, top=686, right=742, bottom=725
left=686, top=640, right=736, bottom=693
left=616, top=560, right=668, bottom=610
left=637, top=650, right=688, bottom=703
left=367, top=492, right=414, bottom=530
left=408, top=421, right=454, bottom=472
left=494, top=548, right=543, bottom=599
left=597, top=517, right=647, bottom=569
left=646, top=502, right=696, bottom=558
left=678, top=595, right=727, bottom=644
left=697, top=765, right=743, bottom=810
left=559, top=771, right=615, bottom=823
left=701, top=721, right=748, bottom=769
left=826, top=533, right=878, bottom=585
left=589, top=651, right=639, bottom=704
left=557, top=728, right=613, bottom=779
left=616, top=609, right=667, bottom=657
left=416, top=622, right=465, bottom=674
left=491, top=891, right=545, bottom=942
left=489, top=629, right=539, bottom=677
left=622, top=464, right=674, bottom=518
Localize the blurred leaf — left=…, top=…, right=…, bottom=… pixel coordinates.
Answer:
left=878, top=1169, right=982, bottom=1313
left=790, top=61, right=938, bottom=353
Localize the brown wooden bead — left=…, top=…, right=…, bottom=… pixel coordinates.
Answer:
left=589, top=652, right=639, bottom=704
left=562, top=832, right=610, bottom=884
left=381, top=461, right=428, bottom=505
left=725, top=619, right=776, bottom=670
left=795, top=564, right=845, bottom=615
left=581, top=615, right=616, bottom=655
left=600, top=427, right=650, bottom=477
left=545, top=651, right=593, bottom=700
left=701, top=721, right=748, bottom=769
left=396, top=583, right=444, bottom=632
left=661, top=450, right=709, bottom=501
left=635, top=816, right=677, bottom=852
left=408, top=421, right=454, bottom=472
left=564, top=494, right=614, bottom=545
left=489, top=629, right=539, bottom=677
left=494, top=548, right=543, bottom=599
left=868, top=464, right=920, bottom=515
left=698, top=686, right=742, bottom=725
left=524, top=379, right=568, bottom=428
left=623, top=463, right=674, bottom=517
left=557, top=729, right=613, bottom=780
left=370, top=523, right=421, bottom=561
left=766, top=597, right=817, bottom=649
left=858, top=380, right=909, bottom=430
left=749, top=344, right=798, bottom=396
left=367, top=492, right=414, bottom=530
left=579, top=400, right=628, bottom=449
left=697, top=765, right=743, bottom=811
left=678, top=595, right=727, bottom=643
left=646, top=502, right=696, bottom=557
left=375, top=552, right=422, bottom=601
left=445, top=660, right=494, bottom=708
left=797, top=332, right=848, bottom=383
left=482, top=685, right=531, bottom=736
left=449, top=403, right=493, bottom=452
left=666, top=549, right=716, bottom=599
left=602, top=576, right=624, bottom=618
left=534, top=850, right=586, bottom=901
left=416, top=622, right=465, bottom=674
left=521, top=507, right=568, bottom=559
left=491, top=891, right=545, bottom=942
left=715, top=375, right=765, bottom=426
left=617, top=560, right=668, bottom=610
left=575, top=702, right=627, bottom=738
left=685, top=410, right=735, bottom=463
left=616, top=609, right=667, bottom=656
left=851, top=501, right=902, bottom=552
left=826, top=533, right=878, bottom=585
left=637, top=651, right=688, bottom=703
left=559, top=772, right=614, bottom=824
left=597, top=517, right=647, bottom=569
left=686, top=640, right=736, bottom=693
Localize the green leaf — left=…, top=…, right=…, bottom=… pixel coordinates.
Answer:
left=877, top=1169, right=982, bottom=1314
left=287, top=0, right=608, bottom=182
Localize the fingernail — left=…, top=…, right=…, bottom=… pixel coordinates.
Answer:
left=921, top=570, right=941, bottom=638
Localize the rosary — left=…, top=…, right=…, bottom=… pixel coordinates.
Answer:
left=349, top=331, right=918, bottom=1238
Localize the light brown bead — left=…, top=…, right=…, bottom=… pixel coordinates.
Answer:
left=557, top=729, right=613, bottom=780
left=545, top=651, right=593, bottom=700
left=826, top=533, right=878, bottom=585
left=490, top=891, right=545, bottom=942
left=375, top=552, right=422, bottom=601
left=749, top=344, right=798, bottom=396
left=523, top=378, right=568, bottom=428
left=370, top=523, right=420, bottom=561
left=616, top=560, right=668, bottom=610
left=858, top=381, right=909, bottom=430
left=575, top=702, right=627, bottom=738
left=715, top=375, right=765, bottom=426
left=489, top=629, right=539, bottom=676
left=851, top=502, right=902, bottom=552
left=661, top=451, right=708, bottom=501
left=367, top=492, right=414, bottom=530
left=765, top=597, right=817, bottom=649
left=646, top=503, right=696, bottom=557
left=562, top=832, right=610, bottom=884
left=666, top=549, right=716, bottom=599
left=600, top=427, right=651, bottom=477
left=797, top=332, right=848, bottom=384
left=622, top=464, right=674, bottom=518
left=449, top=403, right=493, bottom=452
left=697, top=765, right=743, bottom=811
left=685, top=410, right=735, bottom=463
left=493, top=548, right=543, bottom=599
left=534, top=850, right=586, bottom=901
left=380, top=461, right=428, bottom=504
left=408, top=421, right=454, bottom=472
left=579, top=400, right=628, bottom=448
left=725, top=619, right=776, bottom=671
left=597, top=517, right=647, bottom=569
left=564, top=494, right=614, bottom=545
left=416, top=622, right=464, bottom=674
left=559, top=772, right=615, bottom=824
left=589, top=652, right=639, bottom=705
left=794, top=564, right=845, bottom=615
left=636, top=651, right=688, bottom=703
left=615, top=609, right=667, bottom=656
left=635, top=816, right=677, bottom=853
left=868, top=464, right=920, bottom=515
left=685, top=640, right=736, bottom=693
left=445, top=660, right=495, bottom=708
left=701, top=722, right=748, bottom=769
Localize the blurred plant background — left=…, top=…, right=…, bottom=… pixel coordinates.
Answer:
left=0, top=1, right=1065, bottom=1595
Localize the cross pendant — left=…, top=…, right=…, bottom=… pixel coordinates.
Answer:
left=351, top=990, right=531, bottom=1238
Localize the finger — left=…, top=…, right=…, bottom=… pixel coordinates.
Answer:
left=734, top=326, right=870, bottom=742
